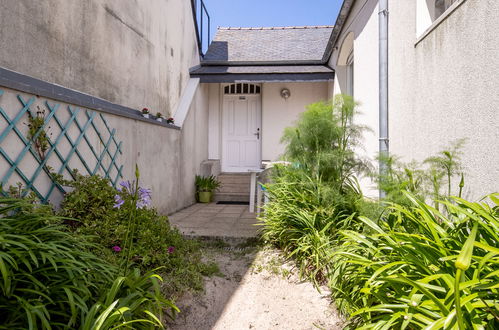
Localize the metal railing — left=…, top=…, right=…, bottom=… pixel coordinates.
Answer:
left=191, top=0, right=211, bottom=56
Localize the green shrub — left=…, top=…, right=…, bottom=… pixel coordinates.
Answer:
left=330, top=193, right=499, bottom=329
left=260, top=166, right=363, bottom=286
left=261, top=95, right=369, bottom=284
left=58, top=172, right=217, bottom=296
left=0, top=197, right=174, bottom=329
left=281, top=95, right=368, bottom=188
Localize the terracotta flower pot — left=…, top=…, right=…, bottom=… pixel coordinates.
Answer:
left=198, top=191, right=212, bottom=203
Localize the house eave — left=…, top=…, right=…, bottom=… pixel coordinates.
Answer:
left=201, top=60, right=325, bottom=66
left=190, top=72, right=334, bottom=83
left=322, top=0, right=356, bottom=63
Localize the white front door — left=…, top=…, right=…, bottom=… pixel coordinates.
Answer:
left=222, top=94, right=261, bottom=172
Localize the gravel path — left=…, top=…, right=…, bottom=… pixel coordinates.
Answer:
left=169, top=243, right=343, bottom=330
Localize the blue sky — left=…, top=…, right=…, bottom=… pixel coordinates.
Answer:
left=198, top=0, right=343, bottom=50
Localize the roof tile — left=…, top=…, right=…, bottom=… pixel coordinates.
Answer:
left=203, top=26, right=333, bottom=63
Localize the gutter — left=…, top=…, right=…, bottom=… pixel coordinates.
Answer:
left=379, top=0, right=389, bottom=198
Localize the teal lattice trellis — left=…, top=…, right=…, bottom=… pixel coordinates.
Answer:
left=0, top=89, right=123, bottom=203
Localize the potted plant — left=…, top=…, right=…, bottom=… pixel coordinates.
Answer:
left=141, top=108, right=150, bottom=118
left=166, top=117, right=174, bottom=124
left=155, top=112, right=163, bottom=122
left=195, top=175, right=221, bottom=203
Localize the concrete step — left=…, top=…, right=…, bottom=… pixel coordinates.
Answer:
left=214, top=192, right=253, bottom=202
left=217, top=173, right=251, bottom=184
left=218, top=182, right=251, bottom=194
left=216, top=173, right=254, bottom=202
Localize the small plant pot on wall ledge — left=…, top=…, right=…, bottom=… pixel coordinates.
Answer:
left=198, top=191, right=212, bottom=203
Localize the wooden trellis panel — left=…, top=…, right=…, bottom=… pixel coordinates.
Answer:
left=0, top=89, right=123, bottom=203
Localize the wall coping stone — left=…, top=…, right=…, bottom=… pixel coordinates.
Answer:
left=0, top=66, right=180, bottom=130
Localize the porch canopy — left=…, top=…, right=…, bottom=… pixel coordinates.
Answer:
left=190, top=26, right=335, bottom=83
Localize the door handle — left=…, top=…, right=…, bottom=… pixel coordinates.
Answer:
left=254, top=128, right=260, bottom=139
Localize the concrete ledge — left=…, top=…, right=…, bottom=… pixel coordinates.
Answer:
left=173, top=77, right=200, bottom=127
left=0, top=66, right=180, bottom=130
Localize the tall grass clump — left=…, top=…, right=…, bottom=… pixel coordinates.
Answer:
left=261, top=95, right=368, bottom=284
left=330, top=193, right=499, bottom=329
left=0, top=197, right=174, bottom=329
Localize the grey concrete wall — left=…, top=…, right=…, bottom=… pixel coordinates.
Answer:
left=0, top=1, right=210, bottom=213
left=0, top=0, right=200, bottom=117
left=389, top=0, right=499, bottom=199
left=0, top=84, right=208, bottom=214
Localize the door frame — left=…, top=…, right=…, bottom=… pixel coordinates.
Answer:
left=221, top=83, right=262, bottom=172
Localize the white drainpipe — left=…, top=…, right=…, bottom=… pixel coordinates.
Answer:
left=379, top=0, right=389, bottom=199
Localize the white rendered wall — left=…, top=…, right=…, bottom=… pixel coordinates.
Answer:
left=207, top=82, right=329, bottom=164
left=261, top=82, right=329, bottom=161
left=389, top=0, right=499, bottom=199
left=0, top=0, right=211, bottom=213
left=330, top=0, right=499, bottom=199
left=329, top=0, right=380, bottom=197
left=208, top=84, right=221, bottom=159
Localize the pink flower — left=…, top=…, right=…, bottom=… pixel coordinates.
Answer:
left=167, top=246, right=175, bottom=254
left=112, top=246, right=122, bottom=252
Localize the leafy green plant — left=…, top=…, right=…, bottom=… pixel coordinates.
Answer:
left=281, top=95, right=368, bottom=189
left=26, top=106, right=50, bottom=160
left=377, top=139, right=465, bottom=209
left=58, top=171, right=218, bottom=296
left=329, top=193, right=499, bottom=329
left=260, top=166, right=362, bottom=286
left=261, top=95, right=369, bottom=286
left=195, top=175, right=221, bottom=192
left=81, top=269, right=178, bottom=329
left=0, top=197, right=173, bottom=329
left=58, top=169, right=119, bottom=229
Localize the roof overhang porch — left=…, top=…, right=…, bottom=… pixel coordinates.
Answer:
left=189, top=64, right=334, bottom=83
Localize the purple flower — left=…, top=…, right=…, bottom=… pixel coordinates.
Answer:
left=112, top=246, right=122, bottom=252
left=113, top=194, right=124, bottom=208
left=136, top=187, right=152, bottom=209
left=119, top=181, right=131, bottom=192
left=167, top=246, right=175, bottom=254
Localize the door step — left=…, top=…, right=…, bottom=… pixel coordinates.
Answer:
left=215, top=173, right=254, bottom=202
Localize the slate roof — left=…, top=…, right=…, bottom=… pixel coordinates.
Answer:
left=203, top=26, right=334, bottom=64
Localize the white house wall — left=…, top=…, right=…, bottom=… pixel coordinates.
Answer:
left=207, top=82, right=329, bottom=164
left=208, top=83, right=221, bottom=159
left=261, top=82, right=329, bottom=161
left=389, top=0, right=499, bottom=199
left=329, top=0, right=380, bottom=197
left=329, top=0, right=499, bottom=199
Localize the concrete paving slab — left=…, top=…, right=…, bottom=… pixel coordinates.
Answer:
left=169, top=203, right=258, bottom=239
